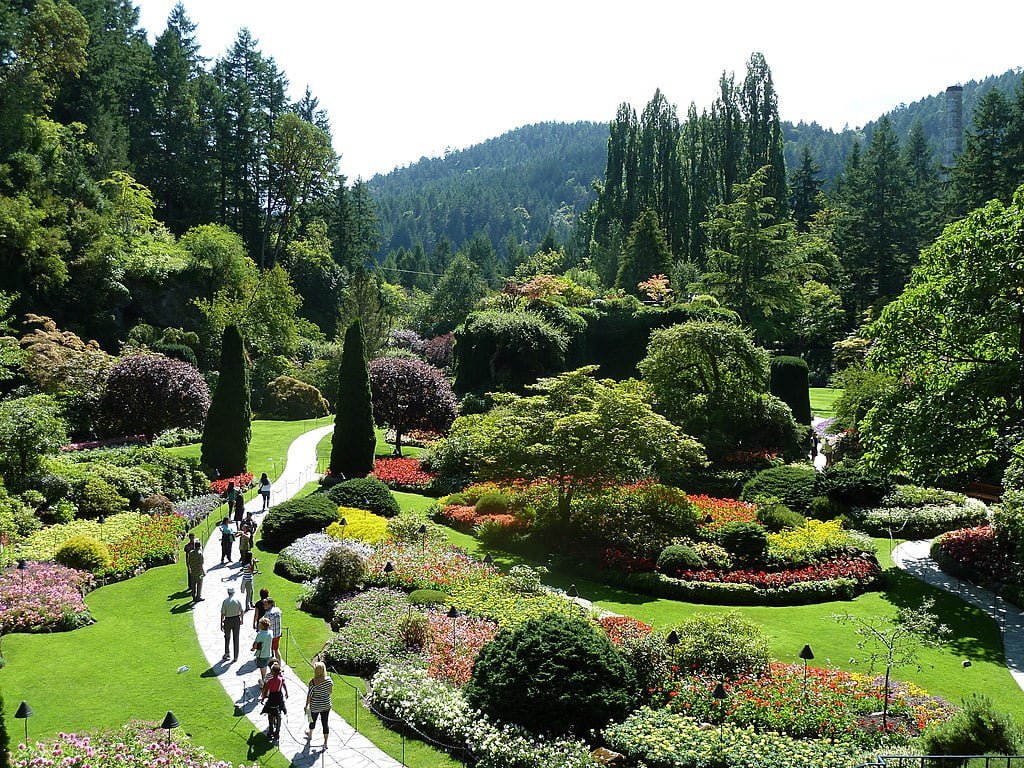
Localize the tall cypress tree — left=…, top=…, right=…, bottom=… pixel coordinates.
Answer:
left=330, top=320, right=375, bottom=479
left=201, top=324, right=251, bottom=476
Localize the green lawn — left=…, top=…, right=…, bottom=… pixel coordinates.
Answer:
left=403, top=490, right=1024, bottom=720
left=169, top=418, right=329, bottom=478
left=809, top=386, right=842, bottom=419
left=315, top=427, right=423, bottom=471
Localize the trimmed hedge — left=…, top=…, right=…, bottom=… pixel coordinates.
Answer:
left=624, top=571, right=870, bottom=605
left=325, top=477, right=400, bottom=518
left=769, top=356, right=812, bottom=425
left=259, top=494, right=340, bottom=550
left=852, top=501, right=988, bottom=538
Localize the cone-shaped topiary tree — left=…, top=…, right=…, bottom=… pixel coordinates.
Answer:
left=768, top=355, right=812, bottom=425
left=330, top=320, right=375, bottom=478
left=201, top=324, right=251, bottom=476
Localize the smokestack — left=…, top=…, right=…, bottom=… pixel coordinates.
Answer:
left=943, top=85, right=963, bottom=169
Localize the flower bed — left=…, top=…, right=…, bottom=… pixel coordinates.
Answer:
left=276, top=534, right=372, bottom=582
left=425, top=610, right=498, bottom=686
left=625, top=571, right=873, bottom=605
left=373, top=457, right=437, bottom=492
left=931, top=525, right=1015, bottom=585
left=598, top=615, right=653, bottom=646
left=210, top=472, right=254, bottom=495
left=173, top=492, right=224, bottom=527
left=368, top=540, right=496, bottom=590
left=851, top=500, right=988, bottom=539
left=604, top=707, right=860, bottom=768
left=448, top=575, right=573, bottom=628
left=13, top=721, right=256, bottom=768
left=326, top=506, right=389, bottom=544
left=0, top=561, right=93, bottom=633
left=690, top=495, right=757, bottom=529
left=61, top=435, right=148, bottom=452
left=369, top=662, right=597, bottom=768
left=322, top=588, right=409, bottom=675
left=656, top=663, right=953, bottom=742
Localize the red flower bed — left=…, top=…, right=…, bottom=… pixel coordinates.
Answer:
left=933, top=525, right=1014, bottom=582
left=426, top=611, right=498, bottom=686
left=439, top=505, right=478, bottom=526
left=61, top=435, right=148, bottom=452
left=601, top=548, right=656, bottom=574
left=670, top=557, right=880, bottom=589
left=599, top=615, right=652, bottom=646
left=372, top=457, right=437, bottom=491
left=689, top=495, right=758, bottom=529
left=210, top=472, right=253, bottom=495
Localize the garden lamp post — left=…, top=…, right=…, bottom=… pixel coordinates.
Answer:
left=383, top=561, right=395, bottom=584
left=418, top=524, right=428, bottom=548
left=666, top=629, right=680, bottom=671
left=566, top=583, right=579, bottom=615
left=17, top=558, right=26, bottom=587
left=339, top=517, right=348, bottom=537
left=159, top=711, right=179, bottom=745
left=712, top=682, right=727, bottom=744
left=14, top=700, right=32, bottom=744
left=447, top=605, right=458, bottom=648
left=482, top=553, right=494, bottom=565
left=799, top=644, right=814, bottom=699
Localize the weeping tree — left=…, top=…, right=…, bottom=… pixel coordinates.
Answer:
left=201, top=324, right=251, bottom=476
left=329, top=320, right=375, bottom=478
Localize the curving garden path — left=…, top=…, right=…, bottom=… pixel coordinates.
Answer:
left=892, top=539, right=1024, bottom=693
left=191, top=425, right=402, bottom=768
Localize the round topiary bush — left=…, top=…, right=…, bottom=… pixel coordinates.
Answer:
left=55, top=535, right=111, bottom=572
left=474, top=492, right=510, bottom=516
left=756, top=503, right=806, bottom=532
left=408, top=589, right=448, bottom=607
left=741, top=464, right=818, bottom=513
left=714, top=521, right=769, bottom=565
left=97, top=353, right=210, bottom=437
left=260, top=494, right=340, bottom=550
left=656, top=543, right=704, bottom=573
left=318, top=546, right=367, bottom=596
left=262, top=375, right=331, bottom=420
left=466, top=613, right=636, bottom=737
left=326, top=477, right=400, bottom=518
left=673, top=611, right=770, bottom=677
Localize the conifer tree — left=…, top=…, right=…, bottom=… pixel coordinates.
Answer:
left=616, top=209, right=672, bottom=294
left=329, top=320, right=375, bottom=479
left=789, top=146, right=822, bottom=231
left=201, top=324, right=251, bottom=477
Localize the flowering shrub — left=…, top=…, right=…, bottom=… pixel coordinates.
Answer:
left=173, top=493, right=224, bottom=527
left=19, top=512, right=148, bottom=561
left=656, top=663, right=954, bottom=742
left=604, top=707, right=860, bottom=768
left=448, top=576, right=577, bottom=628
left=277, top=532, right=373, bottom=581
left=0, top=561, right=93, bottom=633
left=601, top=548, right=656, bottom=574
left=102, top=513, right=186, bottom=578
left=932, top=525, right=1013, bottom=583
left=670, top=557, right=880, bottom=589
left=210, top=472, right=254, bottom=495
left=852, top=501, right=988, bottom=539
left=97, top=354, right=210, bottom=437
left=767, top=519, right=852, bottom=565
left=373, top=457, right=437, bottom=492
left=368, top=540, right=495, bottom=590
left=690, top=495, right=758, bottom=529
left=326, top=506, right=389, bottom=544
left=425, top=610, right=498, bottom=686
left=369, top=662, right=597, bottom=768
left=322, top=588, right=410, bottom=674
left=438, top=504, right=478, bottom=527
left=13, top=721, right=256, bottom=768
left=720, top=448, right=781, bottom=466
left=599, top=615, right=652, bottom=646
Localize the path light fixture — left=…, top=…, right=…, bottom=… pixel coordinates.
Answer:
left=711, top=682, right=727, bottom=743
left=159, top=711, right=179, bottom=745
left=447, top=605, right=458, bottom=648
left=14, top=700, right=32, bottom=743
left=482, top=553, right=494, bottom=565
left=666, top=629, right=680, bottom=670
left=17, top=558, right=26, bottom=587
left=799, top=644, right=814, bottom=698
left=417, top=523, right=428, bottom=547
left=97, top=515, right=105, bottom=525
left=339, top=517, right=348, bottom=528
left=383, top=561, right=395, bottom=575
left=565, top=583, right=579, bottom=616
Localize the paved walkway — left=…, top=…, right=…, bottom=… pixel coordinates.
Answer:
left=191, top=425, right=402, bottom=768
left=891, top=539, right=1024, bottom=693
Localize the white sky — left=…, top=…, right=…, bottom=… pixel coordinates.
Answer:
left=135, top=0, right=1024, bottom=181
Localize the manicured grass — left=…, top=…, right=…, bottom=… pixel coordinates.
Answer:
left=169, top=418, right=329, bottom=478
left=415, top=490, right=1024, bottom=720
left=315, top=427, right=423, bottom=470
left=809, top=386, right=842, bottom=418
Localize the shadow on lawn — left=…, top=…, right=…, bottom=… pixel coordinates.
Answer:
left=878, top=568, right=1007, bottom=665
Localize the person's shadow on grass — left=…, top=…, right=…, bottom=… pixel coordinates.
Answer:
left=244, top=729, right=276, bottom=762
left=169, top=601, right=196, bottom=614
left=167, top=589, right=191, bottom=600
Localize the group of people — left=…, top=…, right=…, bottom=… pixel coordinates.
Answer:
left=183, top=471, right=334, bottom=747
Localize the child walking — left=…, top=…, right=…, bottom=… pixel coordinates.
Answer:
left=260, top=662, right=288, bottom=742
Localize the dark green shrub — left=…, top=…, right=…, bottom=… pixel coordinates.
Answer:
left=475, top=492, right=510, bottom=515
left=1004, top=445, right=1024, bottom=491
left=262, top=375, right=330, bottom=420
left=672, top=611, right=770, bottom=677
left=656, top=543, right=704, bottom=573
left=260, top=494, right=339, bottom=550
left=55, top=535, right=111, bottom=572
left=815, top=461, right=894, bottom=507
left=921, top=694, right=1022, bottom=757
left=318, top=546, right=367, bottom=595
left=741, top=464, right=817, bottom=513
left=408, top=589, right=448, bottom=607
left=465, top=612, right=636, bottom=736
left=326, top=477, right=400, bottom=518
left=274, top=551, right=318, bottom=582
left=76, top=477, right=128, bottom=518
left=757, top=503, right=806, bottom=532
left=769, top=356, right=812, bottom=425
left=808, top=495, right=848, bottom=520
left=330, top=320, right=376, bottom=479
left=201, top=324, right=251, bottom=477
left=152, top=342, right=198, bottom=368
left=715, top=522, right=769, bottom=564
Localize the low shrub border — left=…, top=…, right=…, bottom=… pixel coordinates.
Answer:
left=851, top=500, right=988, bottom=539
left=624, top=571, right=878, bottom=605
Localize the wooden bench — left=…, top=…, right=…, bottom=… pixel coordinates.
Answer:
left=964, top=481, right=1003, bottom=503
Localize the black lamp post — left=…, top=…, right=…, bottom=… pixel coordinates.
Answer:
left=17, top=558, right=26, bottom=587
left=159, top=711, right=179, bottom=744
left=799, top=644, right=814, bottom=699
left=482, top=553, right=494, bottom=565
left=14, top=700, right=32, bottom=744
left=666, top=629, right=680, bottom=670
left=382, top=560, right=395, bottom=579
left=447, top=605, right=458, bottom=647
left=417, top=524, right=428, bottom=547
left=711, top=682, right=727, bottom=742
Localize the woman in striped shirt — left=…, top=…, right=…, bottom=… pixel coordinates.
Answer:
left=305, top=661, right=333, bottom=748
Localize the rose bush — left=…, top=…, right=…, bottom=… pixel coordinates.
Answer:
left=0, top=561, right=93, bottom=633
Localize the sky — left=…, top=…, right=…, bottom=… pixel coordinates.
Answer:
left=135, top=0, right=1024, bottom=181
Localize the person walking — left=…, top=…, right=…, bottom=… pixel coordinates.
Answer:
left=258, top=473, right=272, bottom=511
left=186, top=542, right=205, bottom=602
left=265, top=598, right=283, bottom=662
left=223, top=480, right=237, bottom=510
left=183, top=533, right=198, bottom=592
left=253, top=588, right=271, bottom=629
left=237, top=526, right=252, bottom=565
left=305, top=661, right=333, bottom=749
left=260, top=662, right=288, bottom=742
left=252, top=617, right=274, bottom=684
left=218, top=518, right=235, bottom=564
left=220, top=587, right=243, bottom=661
left=240, top=557, right=257, bottom=610
left=233, top=492, right=245, bottom=530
